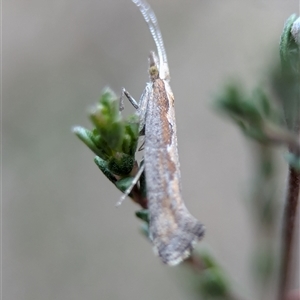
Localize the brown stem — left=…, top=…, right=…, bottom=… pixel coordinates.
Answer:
left=263, top=122, right=300, bottom=156
left=131, top=185, right=148, bottom=209
left=278, top=165, right=300, bottom=300
left=185, top=254, right=205, bottom=273
left=126, top=160, right=148, bottom=209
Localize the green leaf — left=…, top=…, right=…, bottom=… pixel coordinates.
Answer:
left=90, top=107, right=124, bottom=151
left=274, top=15, right=300, bottom=133
left=280, top=14, right=298, bottom=69
left=105, top=121, right=124, bottom=150
left=115, top=176, right=135, bottom=193
left=199, top=268, right=230, bottom=298
left=89, top=133, right=111, bottom=157
left=139, top=223, right=150, bottom=238
left=108, top=153, right=135, bottom=176
left=94, top=156, right=117, bottom=184
left=73, top=126, right=109, bottom=158
left=100, top=87, right=120, bottom=119
left=198, top=249, right=218, bottom=269
left=284, top=152, right=300, bottom=170
left=251, top=247, right=275, bottom=285
left=216, top=84, right=262, bottom=125
left=135, top=209, right=149, bottom=223
left=123, top=117, right=139, bottom=156
left=253, top=88, right=272, bottom=118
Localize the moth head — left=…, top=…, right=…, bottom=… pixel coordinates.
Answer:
left=148, top=51, right=159, bottom=80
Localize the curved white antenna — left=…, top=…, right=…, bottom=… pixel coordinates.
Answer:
left=132, top=0, right=170, bottom=81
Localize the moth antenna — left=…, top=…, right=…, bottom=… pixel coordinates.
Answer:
left=132, top=0, right=170, bottom=81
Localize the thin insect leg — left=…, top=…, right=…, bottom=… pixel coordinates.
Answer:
left=122, top=88, right=139, bottom=109
left=115, top=163, right=145, bottom=207
left=138, top=139, right=145, bottom=151
left=137, top=83, right=151, bottom=133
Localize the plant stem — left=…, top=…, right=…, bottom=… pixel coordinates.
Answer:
left=279, top=163, right=300, bottom=300
left=131, top=185, right=148, bottom=209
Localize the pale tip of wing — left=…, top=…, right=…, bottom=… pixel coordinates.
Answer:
left=167, top=256, right=184, bottom=266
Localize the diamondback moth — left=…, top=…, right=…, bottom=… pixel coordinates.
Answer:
left=121, top=0, right=205, bottom=265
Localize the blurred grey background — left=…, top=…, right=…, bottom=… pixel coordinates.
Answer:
left=3, top=0, right=299, bottom=299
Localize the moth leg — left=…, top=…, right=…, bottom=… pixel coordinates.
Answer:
left=115, top=163, right=145, bottom=206
left=136, top=83, right=151, bottom=134
left=138, top=139, right=145, bottom=151
left=122, top=88, right=139, bottom=109
left=123, top=85, right=151, bottom=136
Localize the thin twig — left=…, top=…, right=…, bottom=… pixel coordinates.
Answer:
left=131, top=185, right=148, bottom=209
left=185, top=254, right=205, bottom=273
left=279, top=163, right=300, bottom=300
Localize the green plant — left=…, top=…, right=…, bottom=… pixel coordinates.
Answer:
left=73, top=14, right=299, bottom=300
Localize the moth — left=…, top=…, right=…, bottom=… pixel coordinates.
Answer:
left=120, top=0, right=205, bottom=266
